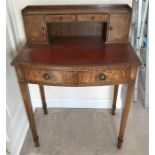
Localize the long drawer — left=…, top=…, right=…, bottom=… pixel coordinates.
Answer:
left=22, top=67, right=129, bottom=86
left=45, top=14, right=108, bottom=23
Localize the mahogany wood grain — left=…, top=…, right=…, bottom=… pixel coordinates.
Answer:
left=111, top=85, right=119, bottom=115
left=22, top=5, right=131, bottom=44
left=17, top=80, right=39, bottom=146
left=45, top=15, right=76, bottom=22
left=23, top=15, right=47, bottom=43
left=16, top=66, right=39, bottom=146
left=77, top=14, right=108, bottom=22
left=107, top=14, right=131, bottom=43
left=117, top=66, right=138, bottom=148
left=78, top=69, right=129, bottom=85
left=39, top=85, right=48, bottom=114
left=22, top=5, right=131, bottom=15
left=23, top=68, right=74, bottom=85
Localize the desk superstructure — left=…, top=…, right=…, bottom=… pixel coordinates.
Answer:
left=12, top=5, right=141, bottom=148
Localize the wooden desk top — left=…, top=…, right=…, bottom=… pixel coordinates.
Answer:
left=22, top=4, right=131, bottom=15
left=12, top=37, right=141, bottom=67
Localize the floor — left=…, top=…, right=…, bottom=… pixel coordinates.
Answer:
left=20, top=101, right=148, bottom=155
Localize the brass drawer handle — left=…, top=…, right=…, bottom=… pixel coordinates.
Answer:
left=99, top=73, right=107, bottom=80
left=43, top=73, right=51, bottom=80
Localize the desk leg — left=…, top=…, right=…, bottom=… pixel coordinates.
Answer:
left=39, top=85, right=48, bottom=114
left=111, top=85, right=119, bottom=115
left=117, top=81, right=134, bottom=149
left=19, top=82, right=39, bottom=147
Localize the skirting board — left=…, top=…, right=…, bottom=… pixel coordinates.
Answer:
left=8, top=105, right=29, bottom=155
left=32, top=98, right=123, bottom=109
left=13, top=121, right=29, bottom=155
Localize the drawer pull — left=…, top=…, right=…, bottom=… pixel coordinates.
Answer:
left=43, top=73, right=51, bottom=80
left=99, top=73, right=106, bottom=80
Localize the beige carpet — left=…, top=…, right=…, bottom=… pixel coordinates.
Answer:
left=20, top=101, right=148, bottom=155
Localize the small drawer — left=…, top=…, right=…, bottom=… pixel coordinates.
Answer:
left=23, top=68, right=74, bottom=85
left=45, top=15, right=76, bottom=22
left=78, top=69, right=129, bottom=85
left=77, top=14, right=108, bottom=22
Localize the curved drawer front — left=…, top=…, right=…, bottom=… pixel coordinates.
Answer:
left=78, top=69, right=129, bottom=85
left=22, top=68, right=129, bottom=86
left=23, top=68, right=74, bottom=85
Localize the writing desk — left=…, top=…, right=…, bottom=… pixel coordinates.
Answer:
left=12, top=5, right=141, bottom=149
